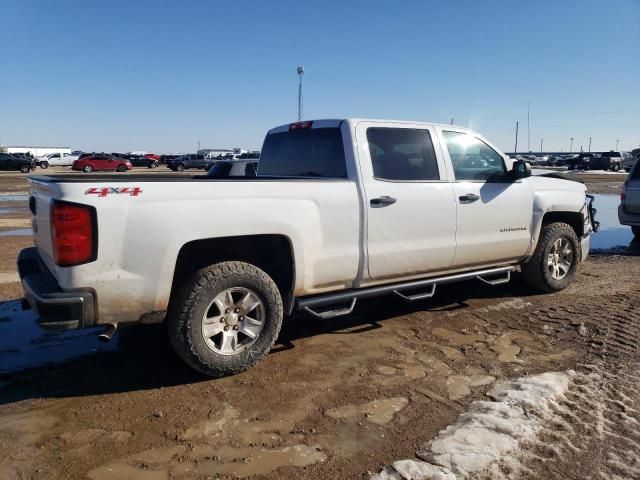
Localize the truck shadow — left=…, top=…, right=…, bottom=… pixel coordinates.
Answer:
left=0, top=278, right=540, bottom=405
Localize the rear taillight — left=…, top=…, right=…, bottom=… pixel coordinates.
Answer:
left=50, top=200, right=97, bottom=266
left=621, top=181, right=628, bottom=201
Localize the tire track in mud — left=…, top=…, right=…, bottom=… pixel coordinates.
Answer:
left=480, top=292, right=640, bottom=480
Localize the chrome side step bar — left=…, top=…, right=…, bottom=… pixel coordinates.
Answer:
left=297, top=266, right=516, bottom=319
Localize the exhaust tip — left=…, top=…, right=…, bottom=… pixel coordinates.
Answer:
left=98, top=323, right=118, bottom=343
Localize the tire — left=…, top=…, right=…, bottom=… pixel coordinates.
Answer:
left=168, top=261, right=283, bottom=377
left=116, top=164, right=127, bottom=172
left=632, top=226, right=640, bottom=238
left=613, top=163, right=620, bottom=172
left=19, top=164, right=31, bottom=174
left=522, top=222, right=580, bottom=292
left=83, top=165, right=93, bottom=173
left=149, top=161, right=158, bottom=169
left=39, top=161, right=49, bottom=169
left=175, top=163, right=185, bottom=172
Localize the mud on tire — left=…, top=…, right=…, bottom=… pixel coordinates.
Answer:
left=168, top=261, right=283, bottom=377
left=522, top=222, right=580, bottom=292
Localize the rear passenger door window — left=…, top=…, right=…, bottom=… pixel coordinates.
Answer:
left=442, top=131, right=507, bottom=182
left=366, top=128, right=439, bottom=181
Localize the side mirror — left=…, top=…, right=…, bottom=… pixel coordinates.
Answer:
left=512, top=160, right=531, bottom=180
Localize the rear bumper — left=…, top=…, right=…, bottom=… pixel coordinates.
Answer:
left=618, top=205, right=640, bottom=226
left=18, top=248, right=95, bottom=330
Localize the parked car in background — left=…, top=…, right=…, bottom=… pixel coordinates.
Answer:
left=204, top=159, right=259, bottom=178
left=619, top=161, right=640, bottom=238
left=160, top=154, right=181, bottom=164
left=591, top=152, right=623, bottom=171
left=567, top=153, right=594, bottom=170
left=37, top=152, right=78, bottom=168
left=0, top=153, right=35, bottom=173
left=621, top=152, right=636, bottom=172
left=236, top=152, right=260, bottom=160
left=144, top=153, right=161, bottom=162
left=112, top=153, right=159, bottom=168
left=72, top=154, right=132, bottom=173
left=166, top=154, right=211, bottom=171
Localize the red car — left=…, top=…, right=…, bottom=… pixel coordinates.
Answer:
left=144, top=153, right=161, bottom=161
left=72, top=154, right=132, bottom=173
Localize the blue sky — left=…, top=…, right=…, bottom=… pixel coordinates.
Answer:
left=1, top=0, right=638, bottom=153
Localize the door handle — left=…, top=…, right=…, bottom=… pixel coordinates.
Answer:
left=370, top=196, right=397, bottom=207
left=459, top=193, right=480, bottom=203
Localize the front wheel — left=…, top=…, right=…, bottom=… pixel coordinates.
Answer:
left=19, top=164, right=31, bottom=174
left=632, top=226, right=640, bottom=238
left=522, top=222, right=580, bottom=292
left=175, top=163, right=185, bottom=172
left=116, top=164, right=127, bottom=172
left=39, top=161, right=49, bottom=169
left=149, top=161, right=158, bottom=169
left=83, top=165, right=94, bottom=173
left=168, top=261, right=283, bottom=377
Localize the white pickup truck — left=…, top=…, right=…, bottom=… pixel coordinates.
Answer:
left=37, top=152, right=78, bottom=168
left=19, top=119, right=597, bottom=376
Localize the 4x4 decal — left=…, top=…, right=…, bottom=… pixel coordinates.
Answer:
left=85, top=187, right=143, bottom=197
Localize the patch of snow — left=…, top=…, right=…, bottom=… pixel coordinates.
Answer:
left=370, top=371, right=573, bottom=480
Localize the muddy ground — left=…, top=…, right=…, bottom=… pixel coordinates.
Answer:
left=0, top=168, right=637, bottom=479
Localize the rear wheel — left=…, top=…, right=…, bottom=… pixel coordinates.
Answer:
left=175, top=163, right=185, bottom=172
left=149, top=161, right=158, bottom=169
left=39, top=161, right=49, bottom=169
left=522, top=222, right=580, bottom=292
left=632, top=226, right=640, bottom=238
left=168, top=261, right=283, bottom=377
left=19, top=164, right=31, bottom=174
left=83, top=165, right=93, bottom=173
left=611, top=163, right=620, bottom=172
left=116, top=164, right=127, bottom=172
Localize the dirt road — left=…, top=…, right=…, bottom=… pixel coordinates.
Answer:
left=0, top=168, right=637, bottom=479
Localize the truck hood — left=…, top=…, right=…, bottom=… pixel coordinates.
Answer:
left=528, top=171, right=586, bottom=194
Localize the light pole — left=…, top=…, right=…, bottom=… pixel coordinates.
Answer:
left=514, top=121, right=519, bottom=153
left=588, top=137, right=592, bottom=152
left=297, top=66, right=305, bottom=121
left=197, top=140, right=200, bottom=154
left=570, top=137, right=574, bottom=153
left=527, top=102, right=530, bottom=152
left=540, top=138, right=543, bottom=153
left=616, top=139, right=620, bottom=151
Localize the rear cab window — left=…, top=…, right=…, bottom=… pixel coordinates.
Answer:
left=258, top=126, right=347, bottom=178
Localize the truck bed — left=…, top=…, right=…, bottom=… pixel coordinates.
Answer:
left=30, top=174, right=347, bottom=183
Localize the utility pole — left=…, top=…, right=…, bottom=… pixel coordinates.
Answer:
left=197, top=140, right=200, bottom=154
left=450, top=118, right=454, bottom=125
left=527, top=102, right=531, bottom=152
left=297, top=66, right=305, bottom=121
left=588, top=137, right=592, bottom=152
left=540, top=138, right=543, bottom=153
left=616, top=139, right=620, bottom=151
left=514, top=121, right=519, bottom=153
left=570, top=137, right=574, bottom=153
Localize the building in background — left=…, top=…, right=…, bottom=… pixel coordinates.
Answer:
left=5, top=146, right=71, bottom=157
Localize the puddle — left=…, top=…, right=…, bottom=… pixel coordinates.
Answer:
left=446, top=374, right=495, bottom=400
left=325, top=397, right=408, bottom=425
left=0, top=228, right=32, bottom=237
left=0, top=207, right=27, bottom=215
left=431, top=327, right=485, bottom=346
left=590, top=194, right=636, bottom=252
left=0, top=194, right=28, bottom=202
left=88, top=444, right=326, bottom=480
left=0, top=300, right=117, bottom=374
